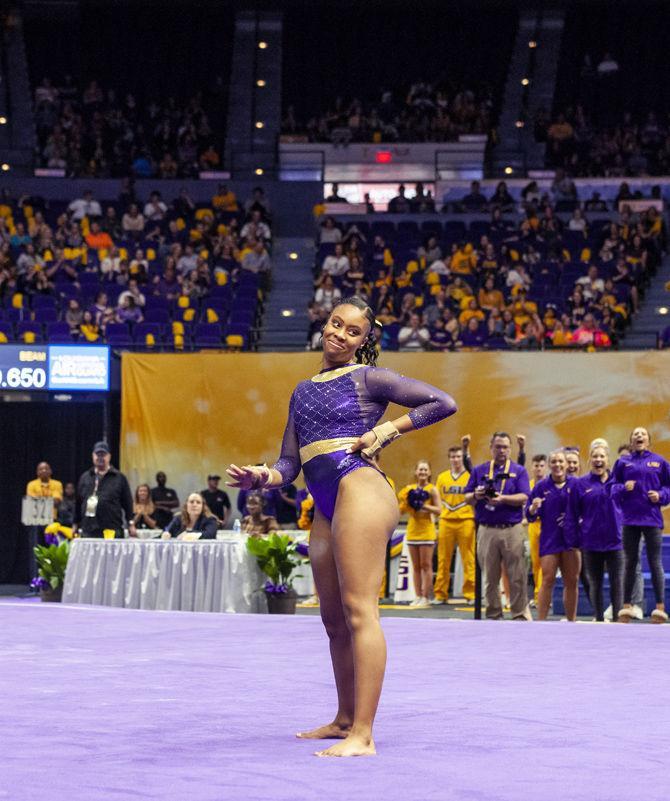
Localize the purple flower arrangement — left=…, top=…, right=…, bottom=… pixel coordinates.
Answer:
left=264, top=580, right=289, bottom=595
left=30, top=577, right=50, bottom=591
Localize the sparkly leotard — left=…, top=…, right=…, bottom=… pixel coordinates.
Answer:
left=271, top=363, right=457, bottom=519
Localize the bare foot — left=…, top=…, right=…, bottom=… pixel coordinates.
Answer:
left=296, top=722, right=351, bottom=739
left=315, top=734, right=376, bottom=757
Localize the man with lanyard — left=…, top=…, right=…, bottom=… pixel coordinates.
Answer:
left=150, top=471, right=180, bottom=530
left=433, top=445, right=475, bottom=605
left=465, top=432, right=531, bottom=620
left=76, top=442, right=135, bottom=539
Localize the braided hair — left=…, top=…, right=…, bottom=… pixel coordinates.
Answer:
left=330, top=296, right=380, bottom=366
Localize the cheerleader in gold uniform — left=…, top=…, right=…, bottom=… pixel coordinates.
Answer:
left=398, top=460, right=441, bottom=608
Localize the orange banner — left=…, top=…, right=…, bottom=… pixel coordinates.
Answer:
left=121, top=352, right=670, bottom=524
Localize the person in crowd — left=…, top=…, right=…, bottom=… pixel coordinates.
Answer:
left=200, top=474, right=230, bottom=527
left=465, top=432, right=531, bottom=620
left=275, top=485, right=299, bottom=529
left=433, top=445, right=475, bottom=605
left=121, top=204, right=145, bottom=239
left=314, top=274, right=341, bottom=313
left=132, top=484, right=159, bottom=530
left=527, top=454, right=548, bottom=606
left=163, top=492, right=218, bottom=540
left=387, top=185, right=412, bottom=214
left=241, top=491, right=280, bottom=537
left=325, top=183, right=348, bottom=203
left=460, top=181, right=488, bottom=212
left=613, top=427, right=670, bottom=623
left=526, top=450, right=580, bottom=621
left=319, top=217, right=342, bottom=244
left=76, top=442, right=135, bottom=539
left=565, top=441, right=624, bottom=622
left=57, top=481, right=76, bottom=527
left=143, top=191, right=168, bottom=222
left=398, top=461, right=441, bottom=608
left=321, top=242, right=350, bottom=278
left=25, top=461, right=63, bottom=578
left=398, top=312, right=430, bottom=351
left=68, top=190, right=101, bottom=221
left=150, top=471, right=180, bottom=530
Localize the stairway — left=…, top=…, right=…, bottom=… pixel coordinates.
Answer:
left=258, top=237, right=315, bottom=351
left=622, top=255, right=670, bottom=349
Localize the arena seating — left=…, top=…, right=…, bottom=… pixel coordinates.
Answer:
left=0, top=192, right=264, bottom=350
left=309, top=201, right=659, bottom=351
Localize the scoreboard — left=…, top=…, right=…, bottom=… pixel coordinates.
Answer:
left=0, top=345, right=110, bottom=392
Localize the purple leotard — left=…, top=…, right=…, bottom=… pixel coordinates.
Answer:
left=271, top=363, right=456, bottom=519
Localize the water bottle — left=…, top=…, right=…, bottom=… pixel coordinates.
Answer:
left=232, top=518, right=241, bottom=535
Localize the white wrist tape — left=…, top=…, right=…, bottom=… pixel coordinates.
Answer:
left=361, top=421, right=401, bottom=459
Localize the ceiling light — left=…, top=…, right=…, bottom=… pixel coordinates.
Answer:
left=521, top=78, right=530, bottom=86
left=255, top=168, right=264, bottom=176
left=0, top=117, right=7, bottom=125
left=515, top=120, right=525, bottom=128
left=504, top=166, right=513, bottom=175
left=289, top=252, right=298, bottom=260
left=1, top=163, right=9, bottom=171
left=659, top=306, right=669, bottom=315
left=256, top=79, right=266, bottom=88
left=255, top=121, right=265, bottom=129
left=258, top=41, right=267, bottom=49
left=528, top=40, right=537, bottom=48
left=281, top=309, right=295, bottom=317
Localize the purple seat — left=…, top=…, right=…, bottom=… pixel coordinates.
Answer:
left=106, top=333, right=134, bottom=348
left=134, top=322, right=164, bottom=343
left=144, top=308, right=170, bottom=324
left=0, top=321, right=14, bottom=341
left=193, top=323, right=222, bottom=342
left=46, top=322, right=75, bottom=342
left=16, top=321, right=43, bottom=341
left=34, top=307, right=58, bottom=323
left=31, top=295, right=57, bottom=310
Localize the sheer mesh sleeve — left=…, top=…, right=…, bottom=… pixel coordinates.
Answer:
left=364, top=367, right=457, bottom=429
left=271, top=393, right=301, bottom=485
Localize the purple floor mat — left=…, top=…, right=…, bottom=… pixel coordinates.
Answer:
left=1, top=603, right=669, bottom=801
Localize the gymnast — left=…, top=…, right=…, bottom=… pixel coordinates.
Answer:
left=226, top=296, right=456, bottom=757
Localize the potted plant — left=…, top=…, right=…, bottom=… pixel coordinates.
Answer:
left=246, top=533, right=308, bottom=614
left=31, top=523, right=73, bottom=602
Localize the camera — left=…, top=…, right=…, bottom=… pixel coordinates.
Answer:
left=483, top=473, right=510, bottom=499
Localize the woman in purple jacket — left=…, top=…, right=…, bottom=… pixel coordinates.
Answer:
left=226, top=297, right=457, bottom=756
left=526, top=449, right=580, bottom=621
left=565, top=442, right=624, bottom=622
left=613, top=427, right=670, bottom=623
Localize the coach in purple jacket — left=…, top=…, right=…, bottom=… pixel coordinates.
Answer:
left=526, top=450, right=580, bottom=621
left=565, top=442, right=624, bottom=622
left=612, top=427, right=670, bottom=623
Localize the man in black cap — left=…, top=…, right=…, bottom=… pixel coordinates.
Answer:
left=76, top=442, right=135, bottom=538
left=200, top=474, right=230, bottom=527
left=150, top=471, right=180, bottom=529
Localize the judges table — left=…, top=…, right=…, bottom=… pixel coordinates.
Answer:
left=62, top=537, right=270, bottom=613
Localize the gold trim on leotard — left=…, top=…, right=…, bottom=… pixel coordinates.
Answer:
left=311, top=364, right=364, bottom=383
left=299, top=437, right=360, bottom=464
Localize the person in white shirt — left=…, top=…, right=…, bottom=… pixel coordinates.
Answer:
left=321, top=242, right=349, bottom=277
left=568, top=208, right=588, bottom=232
left=100, top=247, right=123, bottom=277
left=506, top=263, right=531, bottom=291
left=143, top=192, right=168, bottom=222
left=319, top=217, right=342, bottom=244
left=240, top=210, right=271, bottom=242
left=398, top=312, right=430, bottom=351
left=177, top=245, right=198, bottom=276
left=314, top=275, right=342, bottom=313
left=68, top=191, right=102, bottom=221
left=576, top=265, right=605, bottom=300
left=117, top=279, right=146, bottom=309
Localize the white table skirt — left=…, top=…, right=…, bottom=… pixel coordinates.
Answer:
left=62, top=538, right=269, bottom=613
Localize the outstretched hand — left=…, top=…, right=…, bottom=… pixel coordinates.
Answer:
left=226, top=463, right=267, bottom=489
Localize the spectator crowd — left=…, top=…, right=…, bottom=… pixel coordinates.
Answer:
left=308, top=181, right=665, bottom=352
left=282, top=80, right=494, bottom=144
left=34, top=77, right=222, bottom=178
left=0, top=183, right=273, bottom=349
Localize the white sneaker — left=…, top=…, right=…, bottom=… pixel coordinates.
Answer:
left=409, top=598, right=421, bottom=607
left=430, top=598, right=447, bottom=606
left=630, top=604, right=644, bottom=620
left=414, top=597, right=430, bottom=609
left=604, top=605, right=613, bottom=622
